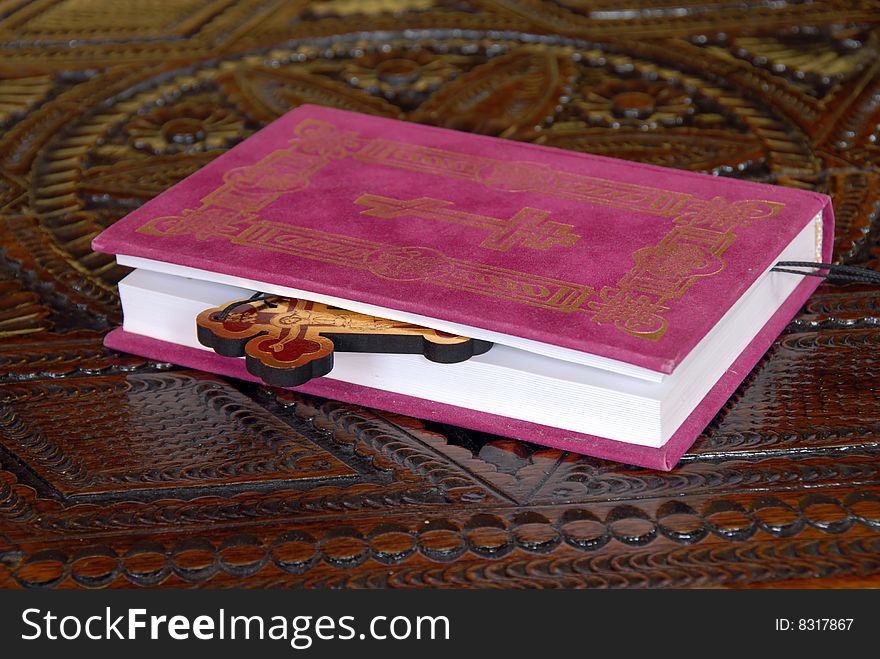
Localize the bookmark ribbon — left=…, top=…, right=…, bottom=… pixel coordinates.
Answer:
left=772, top=261, right=880, bottom=285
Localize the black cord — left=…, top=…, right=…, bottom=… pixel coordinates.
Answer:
left=215, top=291, right=278, bottom=320
left=772, top=261, right=880, bottom=285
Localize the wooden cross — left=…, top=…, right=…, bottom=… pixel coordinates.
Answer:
left=197, top=296, right=493, bottom=387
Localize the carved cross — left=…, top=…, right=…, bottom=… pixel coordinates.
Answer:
left=197, top=297, right=492, bottom=387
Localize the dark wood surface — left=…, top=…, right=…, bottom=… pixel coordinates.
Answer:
left=1, top=0, right=879, bottom=589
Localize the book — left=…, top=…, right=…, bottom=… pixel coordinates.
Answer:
left=92, top=104, right=834, bottom=470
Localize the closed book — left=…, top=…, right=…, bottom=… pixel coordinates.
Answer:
left=92, top=104, right=834, bottom=470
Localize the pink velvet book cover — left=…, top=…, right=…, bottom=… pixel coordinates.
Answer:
left=93, top=104, right=835, bottom=470
left=93, top=104, right=833, bottom=374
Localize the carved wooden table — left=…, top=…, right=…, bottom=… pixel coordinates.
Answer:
left=0, top=0, right=878, bottom=589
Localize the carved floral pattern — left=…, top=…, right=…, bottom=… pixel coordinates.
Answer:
left=0, top=1, right=878, bottom=588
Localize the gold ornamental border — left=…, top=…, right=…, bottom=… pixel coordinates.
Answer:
left=138, top=118, right=784, bottom=340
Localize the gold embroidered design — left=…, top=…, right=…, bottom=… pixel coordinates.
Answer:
left=355, top=139, right=695, bottom=218
left=138, top=117, right=786, bottom=340
left=589, top=199, right=782, bottom=339
left=354, top=194, right=581, bottom=252
left=146, top=213, right=593, bottom=312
